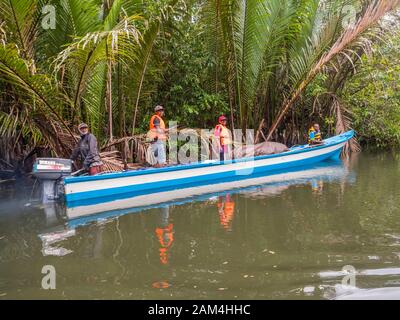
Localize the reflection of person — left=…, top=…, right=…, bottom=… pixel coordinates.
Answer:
left=155, top=207, right=174, bottom=265
left=70, top=123, right=103, bottom=175
left=81, top=224, right=104, bottom=259
left=217, top=194, right=235, bottom=231
left=149, top=105, right=168, bottom=167
left=214, top=115, right=232, bottom=161
left=311, top=179, right=324, bottom=194
left=308, top=123, right=323, bottom=145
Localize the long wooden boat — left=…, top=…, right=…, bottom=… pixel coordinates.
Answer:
left=63, top=130, right=354, bottom=218
left=65, top=158, right=354, bottom=224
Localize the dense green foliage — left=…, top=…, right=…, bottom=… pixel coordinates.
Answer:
left=0, top=0, right=400, bottom=166
left=144, top=3, right=229, bottom=130
left=343, top=42, right=400, bottom=149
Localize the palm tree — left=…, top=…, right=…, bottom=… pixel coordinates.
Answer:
left=202, top=0, right=400, bottom=141
left=1, top=0, right=400, bottom=166
left=266, top=0, right=400, bottom=141
left=0, top=0, right=185, bottom=161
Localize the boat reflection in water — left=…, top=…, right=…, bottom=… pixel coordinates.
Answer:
left=35, top=158, right=361, bottom=298
left=65, top=159, right=355, bottom=226
left=39, top=159, right=354, bottom=255
left=37, top=159, right=356, bottom=248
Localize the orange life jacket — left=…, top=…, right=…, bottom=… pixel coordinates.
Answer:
left=149, top=114, right=167, bottom=141
left=215, top=124, right=232, bottom=146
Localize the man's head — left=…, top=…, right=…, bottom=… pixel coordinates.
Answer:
left=154, top=105, right=165, bottom=117
left=313, top=123, right=320, bottom=131
left=78, top=123, right=89, bottom=135
left=218, top=115, right=227, bottom=125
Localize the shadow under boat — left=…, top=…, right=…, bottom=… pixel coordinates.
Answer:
left=60, top=159, right=356, bottom=228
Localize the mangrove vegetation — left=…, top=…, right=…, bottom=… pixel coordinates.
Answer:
left=1, top=0, right=400, bottom=171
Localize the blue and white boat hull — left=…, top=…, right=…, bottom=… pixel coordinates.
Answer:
left=64, top=130, right=354, bottom=218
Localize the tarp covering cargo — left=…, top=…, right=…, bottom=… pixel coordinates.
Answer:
left=234, top=142, right=289, bottom=158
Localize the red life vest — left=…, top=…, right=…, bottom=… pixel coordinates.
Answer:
left=215, top=124, right=232, bottom=146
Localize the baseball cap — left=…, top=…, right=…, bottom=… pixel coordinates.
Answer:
left=218, top=115, right=227, bottom=123
left=78, top=123, right=88, bottom=130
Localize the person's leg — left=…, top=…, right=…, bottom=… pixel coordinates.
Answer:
left=151, top=142, right=158, bottom=157
left=220, top=150, right=224, bottom=161
left=89, top=165, right=102, bottom=175
left=149, top=142, right=159, bottom=167
left=158, top=141, right=167, bottom=165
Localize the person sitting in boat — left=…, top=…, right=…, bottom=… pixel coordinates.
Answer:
left=148, top=105, right=168, bottom=167
left=214, top=115, right=232, bottom=161
left=308, top=123, right=323, bottom=145
left=70, top=123, right=103, bottom=175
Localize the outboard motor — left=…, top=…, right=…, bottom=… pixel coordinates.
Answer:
left=33, top=158, right=72, bottom=203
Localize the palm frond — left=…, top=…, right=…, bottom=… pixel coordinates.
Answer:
left=267, top=0, right=400, bottom=140
left=0, top=45, right=74, bottom=139
left=131, top=21, right=160, bottom=134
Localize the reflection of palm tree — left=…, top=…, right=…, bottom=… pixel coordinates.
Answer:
left=217, top=194, right=235, bottom=231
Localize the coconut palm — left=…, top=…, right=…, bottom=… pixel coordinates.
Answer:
left=0, top=0, right=184, bottom=162
left=1, top=0, right=400, bottom=166
left=202, top=0, right=400, bottom=142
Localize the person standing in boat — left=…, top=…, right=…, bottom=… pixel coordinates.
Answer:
left=214, top=115, right=233, bottom=161
left=70, top=123, right=103, bottom=175
left=148, top=105, right=168, bottom=167
left=308, top=123, right=323, bottom=145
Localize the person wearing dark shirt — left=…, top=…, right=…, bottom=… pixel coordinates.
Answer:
left=70, top=123, right=103, bottom=175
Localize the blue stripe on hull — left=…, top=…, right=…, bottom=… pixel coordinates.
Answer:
left=64, top=130, right=354, bottom=186
left=66, top=146, right=342, bottom=208
left=67, top=159, right=351, bottom=228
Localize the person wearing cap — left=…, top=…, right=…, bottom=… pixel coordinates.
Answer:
left=214, top=115, right=232, bottom=161
left=70, top=123, right=103, bottom=175
left=148, top=105, right=168, bottom=167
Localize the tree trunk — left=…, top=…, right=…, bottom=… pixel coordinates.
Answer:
left=106, top=46, right=113, bottom=142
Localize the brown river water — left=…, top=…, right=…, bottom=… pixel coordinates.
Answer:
left=1, top=152, right=400, bottom=299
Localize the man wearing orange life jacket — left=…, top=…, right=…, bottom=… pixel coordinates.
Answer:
left=214, top=115, right=232, bottom=161
left=149, top=105, right=168, bottom=167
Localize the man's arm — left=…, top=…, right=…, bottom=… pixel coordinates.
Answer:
left=84, top=134, right=100, bottom=167
left=214, top=126, right=224, bottom=146
left=309, top=131, right=315, bottom=143
left=70, top=145, right=80, bottom=161
left=152, top=117, right=163, bottom=140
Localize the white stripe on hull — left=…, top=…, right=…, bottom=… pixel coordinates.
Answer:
left=66, top=163, right=347, bottom=219
left=65, top=142, right=345, bottom=196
